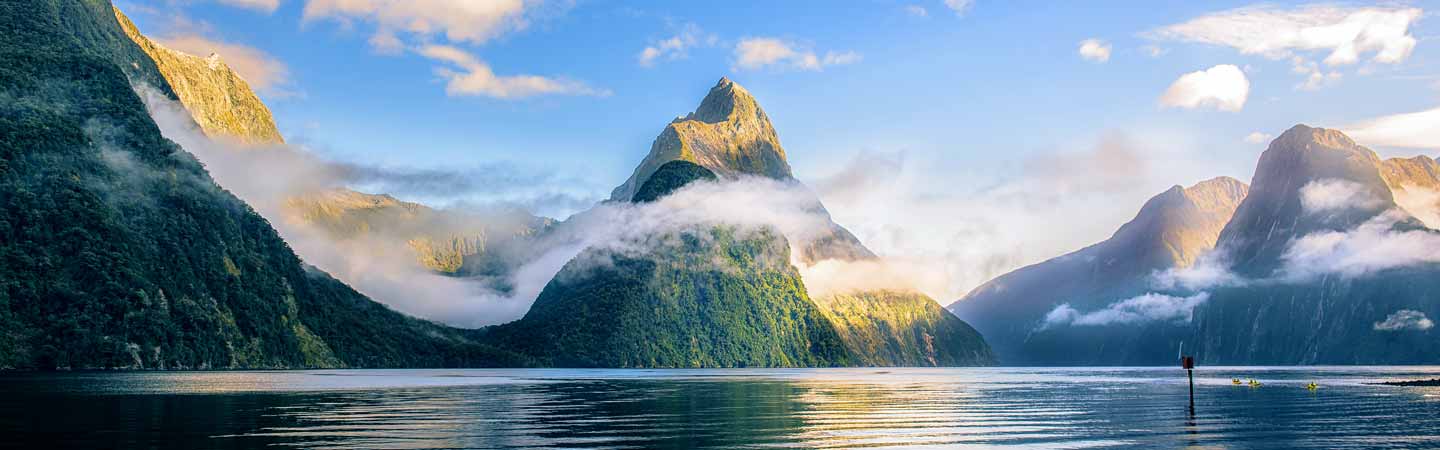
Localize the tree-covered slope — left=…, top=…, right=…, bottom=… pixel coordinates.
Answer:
left=815, top=290, right=993, bottom=366
left=487, top=226, right=852, bottom=367
left=631, top=160, right=717, bottom=203
left=0, top=0, right=520, bottom=369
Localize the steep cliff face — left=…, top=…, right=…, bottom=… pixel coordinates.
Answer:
left=610, top=78, right=791, bottom=201
left=0, top=0, right=517, bottom=370
left=1189, top=125, right=1440, bottom=364
left=113, top=7, right=284, bottom=145
left=949, top=177, right=1248, bottom=364
left=1215, top=125, right=1404, bottom=276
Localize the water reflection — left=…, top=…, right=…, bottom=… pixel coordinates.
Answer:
left=1, top=367, right=1439, bottom=449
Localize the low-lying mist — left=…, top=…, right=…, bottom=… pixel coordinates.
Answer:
left=138, top=86, right=935, bottom=328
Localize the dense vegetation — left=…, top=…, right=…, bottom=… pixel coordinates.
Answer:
left=815, top=290, right=993, bottom=366
left=0, top=0, right=522, bottom=369
left=487, top=226, right=853, bottom=367
left=630, top=160, right=717, bottom=203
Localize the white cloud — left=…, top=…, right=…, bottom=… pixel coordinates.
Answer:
left=302, top=0, right=532, bottom=46
left=637, top=24, right=713, bottom=67
left=1159, top=64, right=1249, bottom=112
left=1078, top=38, right=1111, bottom=63
left=1374, top=309, right=1434, bottom=331
left=732, top=38, right=860, bottom=72
left=217, top=0, right=279, bottom=13
left=418, top=45, right=608, bottom=99
left=1300, top=179, right=1384, bottom=214
left=1341, top=106, right=1440, bottom=149
left=1245, top=131, right=1272, bottom=144
left=1151, top=252, right=1246, bottom=291
left=943, top=0, right=973, bottom=16
left=155, top=35, right=290, bottom=95
left=1292, top=56, right=1343, bottom=90
left=905, top=5, right=929, bottom=17
left=1281, top=209, right=1440, bottom=280
left=1042, top=292, right=1210, bottom=328
left=1393, top=185, right=1440, bottom=229
left=1150, top=5, right=1422, bottom=66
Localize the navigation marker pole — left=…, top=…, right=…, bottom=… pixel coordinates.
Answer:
left=1180, top=341, right=1195, bottom=411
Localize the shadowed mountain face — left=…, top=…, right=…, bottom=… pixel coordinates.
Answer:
left=1189, top=125, right=1440, bottom=364
left=948, top=177, right=1248, bottom=365
left=0, top=0, right=521, bottom=370
left=1214, top=125, right=1408, bottom=277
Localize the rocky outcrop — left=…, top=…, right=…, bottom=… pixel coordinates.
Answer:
left=610, top=78, right=790, bottom=201
left=114, top=8, right=283, bottom=145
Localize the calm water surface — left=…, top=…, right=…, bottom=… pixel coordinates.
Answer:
left=2, top=367, right=1438, bottom=449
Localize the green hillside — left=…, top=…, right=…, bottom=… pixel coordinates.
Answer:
left=486, top=225, right=852, bottom=367
left=815, top=290, right=993, bottom=366
left=0, top=0, right=520, bottom=369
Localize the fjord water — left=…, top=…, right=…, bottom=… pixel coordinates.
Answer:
left=2, top=368, right=1438, bottom=449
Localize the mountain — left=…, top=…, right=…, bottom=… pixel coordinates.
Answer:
left=486, top=225, right=854, bottom=367
left=0, top=0, right=521, bottom=369
left=612, top=77, right=873, bottom=264
left=949, top=177, right=1248, bottom=364
left=1189, top=125, right=1440, bottom=364
left=816, top=290, right=993, bottom=366
left=491, top=79, right=993, bottom=367
left=1380, top=155, right=1440, bottom=227
left=113, top=8, right=283, bottom=145
left=112, top=11, right=550, bottom=277
left=610, top=78, right=791, bottom=201
left=1215, top=126, right=1408, bottom=277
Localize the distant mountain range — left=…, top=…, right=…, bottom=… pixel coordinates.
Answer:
left=951, top=125, right=1440, bottom=365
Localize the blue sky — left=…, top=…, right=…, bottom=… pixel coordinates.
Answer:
left=119, top=0, right=1440, bottom=298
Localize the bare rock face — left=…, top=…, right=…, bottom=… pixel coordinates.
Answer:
left=114, top=7, right=284, bottom=145
left=610, top=77, right=792, bottom=201
left=1216, top=125, right=1402, bottom=276
left=1380, top=156, right=1440, bottom=227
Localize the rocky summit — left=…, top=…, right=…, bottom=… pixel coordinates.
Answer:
left=610, top=77, right=792, bottom=201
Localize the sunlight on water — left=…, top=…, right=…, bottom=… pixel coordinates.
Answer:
left=2, top=367, right=1439, bottom=449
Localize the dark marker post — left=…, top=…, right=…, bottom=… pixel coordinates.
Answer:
left=1181, top=355, right=1195, bottom=410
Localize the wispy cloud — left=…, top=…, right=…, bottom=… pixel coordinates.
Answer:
left=418, top=45, right=609, bottom=99
left=1042, top=292, right=1210, bottom=328
left=302, top=0, right=534, bottom=47
left=217, top=0, right=279, bottom=14
left=1341, top=106, right=1440, bottom=149
left=943, top=0, right=973, bottom=17
left=638, top=23, right=715, bottom=67
left=1244, top=131, right=1272, bottom=144
left=1149, top=5, right=1422, bottom=89
left=1159, top=64, right=1249, bottom=112
left=732, top=38, right=861, bottom=72
left=1149, top=5, right=1422, bottom=66
left=1078, top=38, right=1111, bottom=63
left=1375, top=309, right=1434, bottom=331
